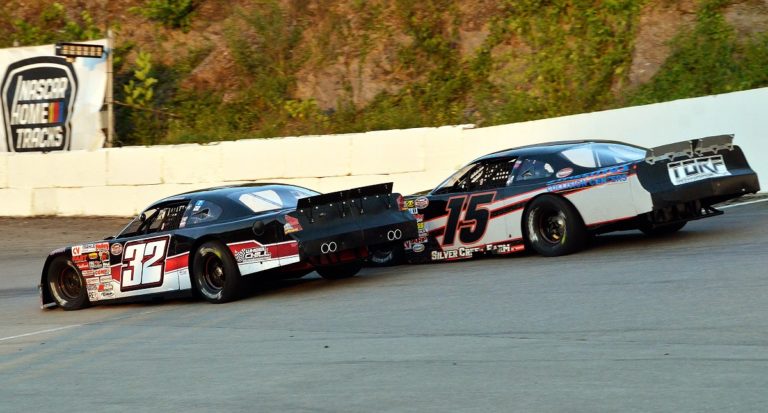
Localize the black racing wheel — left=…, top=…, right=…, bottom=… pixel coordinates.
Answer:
left=523, top=195, right=587, bottom=257
left=47, top=255, right=89, bottom=310
left=639, top=221, right=686, bottom=236
left=368, top=245, right=405, bottom=267
left=192, top=241, right=242, bottom=303
left=316, top=261, right=363, bottom=280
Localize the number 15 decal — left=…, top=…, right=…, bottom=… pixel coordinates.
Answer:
left=121, top=236, right=170, bottom=290
left=443, top=193, right=495, bottom=245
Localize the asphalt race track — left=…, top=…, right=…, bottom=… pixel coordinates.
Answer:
left=1, top=201, right=767, bottom=412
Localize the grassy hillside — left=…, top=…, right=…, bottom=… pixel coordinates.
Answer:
left=1, top=0, right=767, bottom=146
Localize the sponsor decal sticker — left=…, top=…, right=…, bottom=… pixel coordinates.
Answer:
left=404, top=199, right=415, bottom=209
left=86, top=277, right=100, bottom=285
left=547, top=164, right=630, bottom=192
left=110, top=243, right=123, bottom=256
left=556, top=167, right=573, bottom=178
left=412, top=243, right=425, bottom=253
left=414, top=197, right=429, bottom=209
left=71, top=245, right=83, bottom=256
left=431, top=247, right=480, bottom=261
left=88, top=252, right=98, bottom=259
left=78, top=243, right=98, bottom=254
left=667, top=155, right=730, bottom=185
left=234, top=247, right=271, bottom=264
left=283, top=215, right=302, bottom=234
left=404, top=236, right=430, bottom=250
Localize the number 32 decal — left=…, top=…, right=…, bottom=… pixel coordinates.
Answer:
left=442, top=193, right=495, bottom=245
left=121, top=236, right=170, bottom=290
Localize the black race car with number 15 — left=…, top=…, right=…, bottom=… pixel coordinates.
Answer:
left=40, top=183, right=417, bottom=310
left=370, top=135, right=759, bottom=265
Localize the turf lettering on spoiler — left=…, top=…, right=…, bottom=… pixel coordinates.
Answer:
left=668, top=155, right=730, bottom=185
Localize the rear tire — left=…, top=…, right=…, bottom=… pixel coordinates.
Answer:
left=639, top=221, right=686, bottom=236
left=316, top=261, right=363, bottom=280
left=192, top=241, right=242, bottom=303
left=47, top=255, right=89, bottom=310
left=368, top=245, right=404, bottom=267
left=523, top=195, right=587, bottom=257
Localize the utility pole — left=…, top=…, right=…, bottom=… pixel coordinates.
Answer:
left=106, top=29, right=115, bottom=147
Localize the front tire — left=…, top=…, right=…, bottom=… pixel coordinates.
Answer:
left=47, top=255, right=89, bottom=310
left=523, top=195, right=587, bottom=257
left=316, top=261, right=363, bottom=280
left=192, top=241, right=242, bottom=303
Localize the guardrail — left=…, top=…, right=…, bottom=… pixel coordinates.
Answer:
left=1, top=87, right=766, bottom=216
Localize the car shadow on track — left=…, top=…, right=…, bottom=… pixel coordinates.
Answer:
left=587, top=226, right=721, bottom=252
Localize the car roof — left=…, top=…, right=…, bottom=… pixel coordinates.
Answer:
left=475, top=139, right=647, bottom=162
left=151, top=183, right=317, bottom=207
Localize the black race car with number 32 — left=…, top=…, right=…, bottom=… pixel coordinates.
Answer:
left=370, top=135, right=759, bottom=265
left=40, top=183, right=417, bottom=310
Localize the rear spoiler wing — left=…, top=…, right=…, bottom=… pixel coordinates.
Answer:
left=644, top=134, right=734, bottom=165
left=296, top=182, right=393, bottom=210
left=288, top=183, right=418, bottom=259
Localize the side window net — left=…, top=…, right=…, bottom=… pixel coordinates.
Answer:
left=158, top=204, right=187, bottom=231
left=465, top=159, right=515, bottom=191
left=117, top=202, right=187, bottom=238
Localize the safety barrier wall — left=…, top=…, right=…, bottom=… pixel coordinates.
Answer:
left=1, top=87, right=766, bottom=216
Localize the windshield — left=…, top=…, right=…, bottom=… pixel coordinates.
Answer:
left=233, top=186, right=318, bottom=214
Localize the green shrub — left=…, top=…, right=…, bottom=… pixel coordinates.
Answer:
left=132, top=0, right=197, bottom=32
left=630, top=0, right=768, bottom=104
left=119, top=51, right=165, bottom=145
left=7, top=0, right=768, bottom=145
left=0, top=2, right=102, bottom=47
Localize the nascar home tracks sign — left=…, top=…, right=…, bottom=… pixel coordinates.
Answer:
left=0, top=39, right=107, bottom=152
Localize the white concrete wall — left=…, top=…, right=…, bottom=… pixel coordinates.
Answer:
left=1, top=87, right=766, bottom=216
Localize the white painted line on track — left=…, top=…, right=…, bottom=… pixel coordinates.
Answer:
left=0, top=324, right=82, bottom=342
left=0, top=308, right=166, bottom=343
left=719, top=197, right=768, bottom=209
